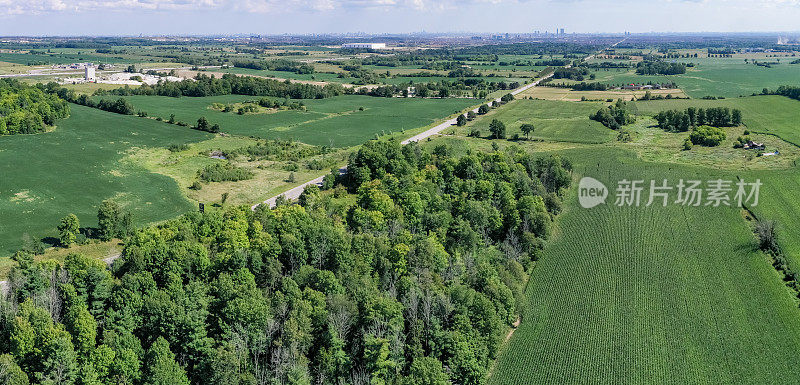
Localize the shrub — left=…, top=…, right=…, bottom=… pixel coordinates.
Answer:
left=198, top=163, right=254, bottom=182
left=755, top=220, right=778, bottom=252
left=590, top=99, right=635, bottom=130
left=168, top=144, right=190, bottom=152
left=689, top=125, right=726, bottom=147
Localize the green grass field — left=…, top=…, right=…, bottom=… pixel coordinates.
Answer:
left=743, top=168, right=800, bottom=269
left=454, top=99, right=617, bottom=144
left=635, top=96, right=800, bottom=146
left=0, top=52, right=119, bottom=65
left=95, top=95, right=476, bottom=147
left=585, top=57, right=800, bottom=98
left=0, top=105, right=211, bottom=255
left=488, top=147, right=800, bottom=384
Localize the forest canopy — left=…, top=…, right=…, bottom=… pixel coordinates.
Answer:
left=1, top=140, right=572, bottom=385
left=0, top=79, right=70, bottom=135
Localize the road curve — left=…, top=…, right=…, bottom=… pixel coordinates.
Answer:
left=250, top=41, right=623, bottom=210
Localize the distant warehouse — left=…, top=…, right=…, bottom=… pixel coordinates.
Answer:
left=341, top=43, right=386, bottom=49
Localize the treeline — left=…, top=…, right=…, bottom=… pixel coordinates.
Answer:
left=543, top=81, right=609, bottom=91
left=45, top=84, right=137, bottom=115
left=635, top=61, right=688, bottom=75
left=535, top=59, right=571, bottom=67
left=0, top=79, right=70, bottom=135
left=231, top=59, right=315, bottom=74
left=654, top=107, right=742, bottom=132
left=590, top=99, right=636, bottom=129
left=583, top=61, right=631, bottom=69
left=97, top=73, right=345, bottom=99
left=1, top=140, right=572, bottom=385
left=552, top=67, right=590, bottom=81
left=356, top=79, right=521, bottom=99
left=762, top=85, right=800, bottom=101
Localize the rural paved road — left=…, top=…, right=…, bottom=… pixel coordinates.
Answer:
left=249, top=38, right=628, bottom=211
left=250, top=73, right=557, bottom=210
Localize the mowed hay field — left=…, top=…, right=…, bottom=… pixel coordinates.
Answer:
left=97, top=95, right=476, bottom=147
left=456, top=99, right=617, bottom=144
left=635, top=96, right=800, bottom=146
left=0, top=105, right=211, bottom=255
left=489, top=148, right=800, bottom=384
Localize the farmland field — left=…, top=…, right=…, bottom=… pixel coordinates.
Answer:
left=95, top=94, right=476, bottom=147
left=0, top=104, right=211, bottom=255
left=582, top=57, right=800, bottom=98
left=521, top=85, right=687, bottom=101
left=743, top=168, right=800, bottom=269
left=488, top=147, right=800, bottom=384
left=454, top=99, right=617, bottom=144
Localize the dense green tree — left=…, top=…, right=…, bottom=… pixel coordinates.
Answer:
left=489, top=119, right=507, bottom=139
left=520, top=123, right=534, bottom=138
left=406, top=356, right=449, bottom=385
left=0, top=354, right=29, bottom=385
left=456, top=114, right=467, bottom=126
left=97, top=200, right=133, bottom=241
left=590, top=99, right=635, bottom=130
left=143, top=337, right=190, bottom=385
left=58, top=214, right=80, bottom=247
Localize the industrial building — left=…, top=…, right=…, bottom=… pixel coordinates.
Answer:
left=85, top=65, right=96, bottom=82
left=341, top=43, right=386, bottom=49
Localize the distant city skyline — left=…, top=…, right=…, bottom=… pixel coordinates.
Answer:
left=1, top=0, right=800, bottom=36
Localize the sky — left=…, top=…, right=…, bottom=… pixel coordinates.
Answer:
left=1, top=0, right=799, bottom=36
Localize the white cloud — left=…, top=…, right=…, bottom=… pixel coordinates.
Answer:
left=0, top=0, right=797, bottom=16
left=0, top=0, right=530, bottom=15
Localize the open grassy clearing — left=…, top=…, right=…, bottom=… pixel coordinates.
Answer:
left=0, top=239, right=123, bottom=279
left=0, top=104, right=211, bottom=255
left=60, top=82, right=141, bottom=94
left=635, top=96, right=800, bottom=146
left=487, top=146, right=800, bottom=384
left=123, top=135, right=349, bottom=207
left=0, top=61, right=41, bottom=75
left=621, top=118, right=799, bottom=170
left=96, top=94, right=476, bottom=147
left=451, top=99, right=617, bottom=144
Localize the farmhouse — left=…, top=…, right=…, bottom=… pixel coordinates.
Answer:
left=621, top=83, right=674, bottom=90
left=341, top=43, right=387, bottom=49
left=743, top=140, right=765, bottom=150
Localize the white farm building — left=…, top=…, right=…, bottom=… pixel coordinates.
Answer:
left=341, top=43, right=386, bottom=49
